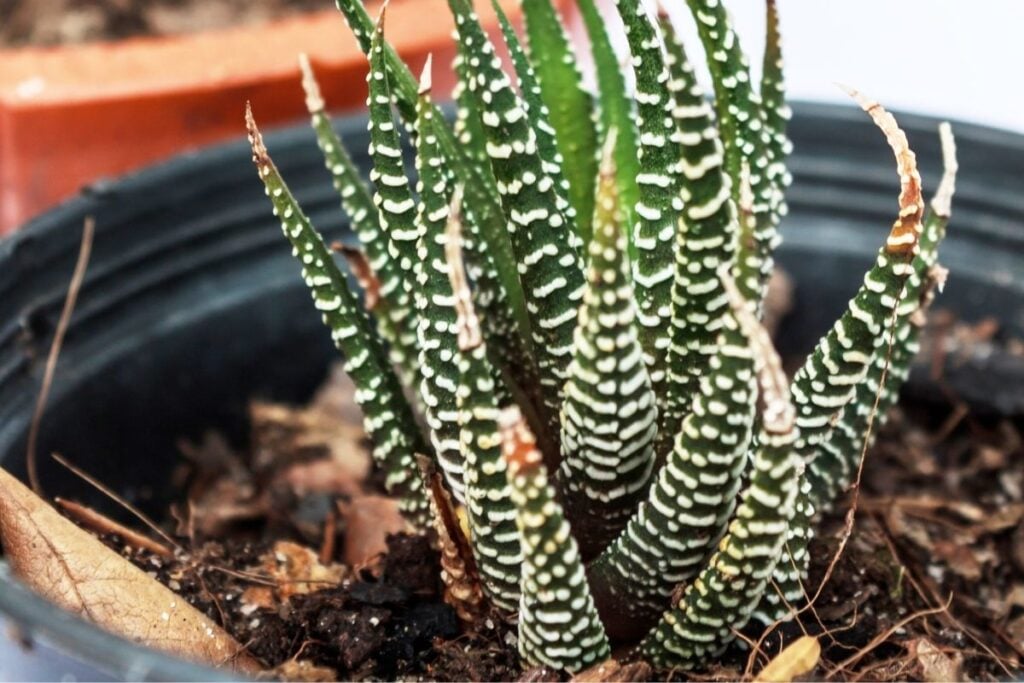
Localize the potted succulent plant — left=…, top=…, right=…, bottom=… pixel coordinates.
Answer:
left=2, top=0, right=1023, bottom=679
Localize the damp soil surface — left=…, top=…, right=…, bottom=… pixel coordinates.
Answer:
left=49, top=316, right=1024, bottom=681
left=0, top=0, right=328, bottom=48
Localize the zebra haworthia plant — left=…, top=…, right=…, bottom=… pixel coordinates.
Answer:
left=245, top=0, right=959, bottom=672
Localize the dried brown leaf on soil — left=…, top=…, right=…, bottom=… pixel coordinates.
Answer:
left=261, top=540, right=346, bottom=601
left=909, top=638, right=967, bottom=682
left=0, top=467, right=261, bottom=673
left=570, top=658, right=653, bottom=682
left=754, top=635, right=821, bottom=683
left=273, top=658, right=339, bottom=681
left=338, top=494, right=409, bottom=572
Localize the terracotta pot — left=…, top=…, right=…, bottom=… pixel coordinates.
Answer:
left=0, top=0, right=540, bottom=235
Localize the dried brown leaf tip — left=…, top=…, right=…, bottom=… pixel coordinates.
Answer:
left=499, top=406, right=543, bottom=474
left=841, top=86, right=924, bottom=255
left=931, top=121, right=958, bottom=218
left=298, top=53, right=326, bottom=114
left=418, top=53, right=433, bottom=95
left=0, top=468, right=261, bottom=673
left=444, top=186, right=482, bottom=352
left=333, top=243, right=381, bottom=310
left=245, top=102, right=271, bottom=173
left=417, top=454, right=486, bottom=623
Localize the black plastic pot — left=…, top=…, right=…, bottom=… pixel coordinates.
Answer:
left=0, top=104, right=1022, bottom=680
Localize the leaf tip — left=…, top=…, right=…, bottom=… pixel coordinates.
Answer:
left=245, top=102, right=271, bottom=172
left=842, top=86, right=923, bottom=256
left=932, top=122, right=958, bottom=218
left=418, top=54, right=433, bottom=95
left=298, top=53, right=326, bottom=114
left=499, top=406, right=543, bottom=475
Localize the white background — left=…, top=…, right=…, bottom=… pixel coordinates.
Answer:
left=652, top=1, right=1024, bottom=134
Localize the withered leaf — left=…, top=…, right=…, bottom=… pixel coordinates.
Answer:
left=274, top=658, right=339, bottom=682
left=570, top=658, right=653, bottom=682
left=0, top=467, right=261, bottom=673
left=755, top=635, right=821, bottom=683
left=338, top=494, right=409, bottom=572
left=260, top=540, right=346, bottom=602
left=909, top=638, right=966, bottom=683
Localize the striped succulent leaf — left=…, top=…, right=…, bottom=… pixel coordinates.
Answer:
left=660, top=15, right=737, bottom=443
left=334, top=0, right=531, bottom=343
left=613, top=0, right=683, bottom=399
left=558, top=134, right=657, bottom=558
left=757, top=90, right=928, bottom=622
left=246, top=105, right=429, bottom=525
left=364, top=15, right=423, bottom=373
left=587, top=271, right=757, bottom=641
left=642, top=267, right=800, bottom=668
left=684, top=0, right=777, bottom=301
left=808, top=123, right=957, bottom=509
left=519, top=0, right=599, bottom=241
left=250, top=0, right=957, bottom=674
left=760, top=0, right=793, bottom=222
left=501, top=406, right=610, bottom=673
left=411, top=64, right=466, bottom=501
left=447, top=189, right=523, bottom=611
left=574, top=0, right=640, bottom=239
left=490, top=0, right=575, bottom=242
left=298, top=55, right=421, bottom=384
left=452, top=52, right=502, bottom=201
left=445, top=0, right=585, bottom=439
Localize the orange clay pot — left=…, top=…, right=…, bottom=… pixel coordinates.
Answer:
left=0, top=0, right=552, bottom=234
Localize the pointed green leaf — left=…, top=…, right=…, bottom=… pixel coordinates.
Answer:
left=643, top=270, right=801, bottom=668
left=574, top=0, right=640, bottom=238
left=684, top=0, right=776, bottom=303
left=761, top=0, right=793, bottom=221
left=588, top=306, right=757, bottom=641
left=446, top=0, right=585, bottom=441
left=365, top=16, right=422, bottom=370
left=612, top=0, right=683, bottom=398
left=247, top=106, right=429, bottom=525
left=447, top=198, right=522, bottom=611
left=520, top=0, right=599, bottom=240
left=757, top=93, right=927, bottom=620
left=411, top=67, right=466, bottom=502
left=660, top=16, right=738, bottom=444
left=298, top=54, right=421, bottom=386
left=452, top=51, right=501, bottom=201
left=334, top=0, right=529, bottom=339
left=490, top=0, right=577, bottom=243
left=558, top=136, right=657, bottom=558
left=501, top=406, right=610, bottom=672
left=808, top=123, right=956, bottom=509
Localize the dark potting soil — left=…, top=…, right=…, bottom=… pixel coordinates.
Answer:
left=56, top=315, right=1024, bottom=681
left=0, top=0, right=328, bottom=48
